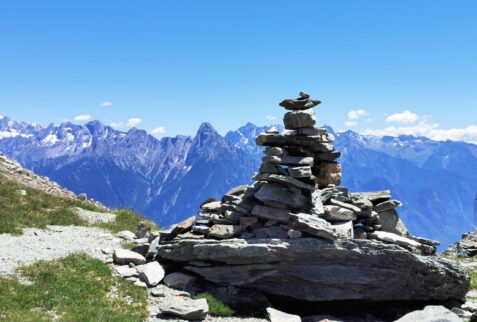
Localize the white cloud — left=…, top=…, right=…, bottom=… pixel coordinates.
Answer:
left=101, top=101, right=112, bottom=107
left=365, top=118, right=374, bottom=123
left=385, top=110, right=419, bottom=124
left=73, top=114, right=91, bottom=121
left=345, top=121, right=357, bottom=127
left=151, top=126, right=166, bottom=134
left=363, top=120, right=477, bottom=144
left=347, top=109, right=369, bottom=120
left=266, top=115, right=278, bottom=120
left=127, top=118, right=142, bottom=127
left=110, top=121, right=124, bottom=128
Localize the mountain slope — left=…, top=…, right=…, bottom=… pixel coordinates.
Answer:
left=0, top=116, right=475, bottom=249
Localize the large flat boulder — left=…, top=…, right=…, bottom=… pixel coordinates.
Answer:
left=155, top=238, right=469, bottom=303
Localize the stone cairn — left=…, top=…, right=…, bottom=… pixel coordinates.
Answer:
left=161, top=92, right=439, bottom=254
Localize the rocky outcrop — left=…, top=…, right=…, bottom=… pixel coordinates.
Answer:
left=156, top=238, right=469, bottom=302
left=443, top=231, right=477, bottom=258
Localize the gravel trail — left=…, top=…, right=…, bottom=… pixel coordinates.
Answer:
left=0, top=225, right=123, bottom=276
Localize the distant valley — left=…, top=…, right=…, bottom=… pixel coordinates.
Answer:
left=1, top=116, right=476, bottom=249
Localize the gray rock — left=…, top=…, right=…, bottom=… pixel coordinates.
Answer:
left=157, top=238, right=469, bottom=302
left=283, top=109, right=317, bottom=129
left=374, top=199, right=402, bottom=212
left=263, top=155, right=314, bottom=166
left=377, top=209, right=408, bottom=236
left=323, top=205, right=357, bottom=221
left=314, top=151, right=341, bottom=161
left=116, top=230, right=136, bottom=241
left=288, top=166, right=312, bottom=178
left=287, top=229, right=302, bottom=239
left=253, top=173, right=315, bottom=191
left=223, top=210, right=242, bottom=223
left=164, top=272, right=197, bottom=290
left=191, top=225, right=210, bottom=235
left=201, top=201, right=223, bottom=212
left=310, top=190, right=326, bottom=216
left=146, top=236, right=161, bottom=259
left=17, top=189, right=27, bottom=196
left=135, top=221, right=151, bottom=239
left=395, top=305, right=461, bottom=322
left=131, top=243, right=149, bottom=257
left=114, top=265, right=138, bottom=278
left=259, top=162, right=282, bottom=174
left=224, top=185, right=248, bottom=197
left=408, top=235, right=440, bottom=246
left=113, top=249, right=146, bottom=265
left=139, top=261, right=165, bottom=287
left=267, top=307, right=301, bottom=322
left=295, top=126, right=328, bottom=136
left=255, top=183, right=305, bottom=208
left=200, top=197, right=216, bottom=208
left=252, top=205, right=291, bottom=223
left=350, top=197, right=373, bottom=218
left=208, top=225, right=243, bottom=239
left=333, top=221, right=354, bottom=239
left=351, top=190, right=391, bottom=203
left=289, top=213, right=337, bottom=240
left=172, top=216, right=196, bottom=235
left=77, top=193, right=87, bottom=201
left=369, top=231, right=421, bottom=250
left=329, top=198, right=361, bottom=213
left=353, top=227, right=367, bottom=239
left=279, top=94, right=321, bottom=110
left=160, top=298, right=209, bottom=320
left=256, top=133, right=334, bottom=152
left=443, top=231, right=477, bottom=258
left=264, top=147, right=286, bottom=156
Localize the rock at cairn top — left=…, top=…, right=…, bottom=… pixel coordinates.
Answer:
left=279, top=91, right=321, bottom=110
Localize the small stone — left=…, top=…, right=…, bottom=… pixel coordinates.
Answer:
left=329, top=198, right=361, bottom=213
left=253, top=226, right=289, bottom=239
left=17, top=189, right=27, bottom=196
left=77, top=193, right=87, bottom=201
left=351, top=190, right=391, bottom=203
left=289, top=213, right=337, bottom=241
left=323, top=205, right=357, bottom=221
left=164, top=272, right=197, bottom=290
left=255, top=183, right=305, bottom=208
left=200, top=197, right=216, bottom=208
left=264, top=220, right=278, bottom=227
left=266, top=307, right=301, bottom=322
left=287, top=229, right=302, bottom=239
left=395, top=305, right=461, bottom=322
left=223, top=210, right=242, bottom=223
left=284, top=109, right=317, bottom=129
left=224, top=185, right=248, bottom=197
left=174, top=232, right=205, bottom=240
left=209, top=225, right=243, bottom=239
left=264, top=147, right=286, bottom=156
left=151, top=288, right=165, bottom=297
left=353, top=227, right=367, bottom=239
left=201, top=201, right=223, bottom=212
left=263, top=155, right=314, bottom=166
left=116, top=230, right=136, bottom=241
left=113, top=249, right=146, bottom=265
left=191, top=225, right=210, bottom=235
left=133, top=280, right=147, bottom=288
left=288, top=166, right=312, bottom=178
left=333, top=221, right=354, bottom=239
left=139, top=261, right=165, bottom=287
left=160, top=298, right=209, bottom=320
left=172, top=216, right=196, bottom=234
left=114, top=265, right=138, bottom=278
left=374, top=199, right=402, bottom=212
left=369, top=231, right=421, bottom=249
left=135, top=221, right=151, bottom=239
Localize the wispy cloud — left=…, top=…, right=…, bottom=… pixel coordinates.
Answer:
left=385, top=110, right=419, bottom=124
left=151, top=126, right=166, bottom=135
left=364, top=120, right=477, bottom=144
left=110, top=121, right=124, bottom=128
left=127, top=118, right=142, bottom=127
left=266, top=115, right=277, bottom=120
left=101, top=101, right=112, bottom=107
left=347, top=109, right=369, bottom=120
left=345, top=121, right=357, bottom=127
left=73, top=114, right=91, bottom=121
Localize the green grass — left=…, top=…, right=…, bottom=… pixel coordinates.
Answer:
left=0, top=174, right=159, bottom=235
left=0, top=253, right=148, bottom=321
left=194, top=292, right=235, bottom=316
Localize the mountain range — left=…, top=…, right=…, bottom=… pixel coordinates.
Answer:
left=1, top=115, right=476, bottom=250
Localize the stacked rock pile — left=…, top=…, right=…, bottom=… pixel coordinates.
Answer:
left=157, top=92, right=440, bottom=255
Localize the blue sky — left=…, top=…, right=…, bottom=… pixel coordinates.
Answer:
left=0, top=1, right=476, bottom=142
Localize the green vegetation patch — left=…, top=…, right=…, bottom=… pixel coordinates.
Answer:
left=0, top=253, right=148, bottom=321
left=194, top=292, right=235, bottom=316
left=97, top=208, right=158, bottom=234
left=0, top=175, right=159, bottom=235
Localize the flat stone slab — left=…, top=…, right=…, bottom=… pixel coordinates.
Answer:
left=113, top=248, right=146, bottom=265
left=253, top=173, right=315, bottom=191
left=160, top=298, right=209, bottom=320
left=289, top=213, right=337, bottom=240
left=139, top=261, right=165, bottom=287
left=267, top=307, right=301, bottom=322
left=156, top=238, right=469, bottom=303
left=252, top=205, right=291, bottom=223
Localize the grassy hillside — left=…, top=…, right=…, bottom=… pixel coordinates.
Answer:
left=0, top=174, right=157, bottom=235
left=0, top=254, right=148, bottom=321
